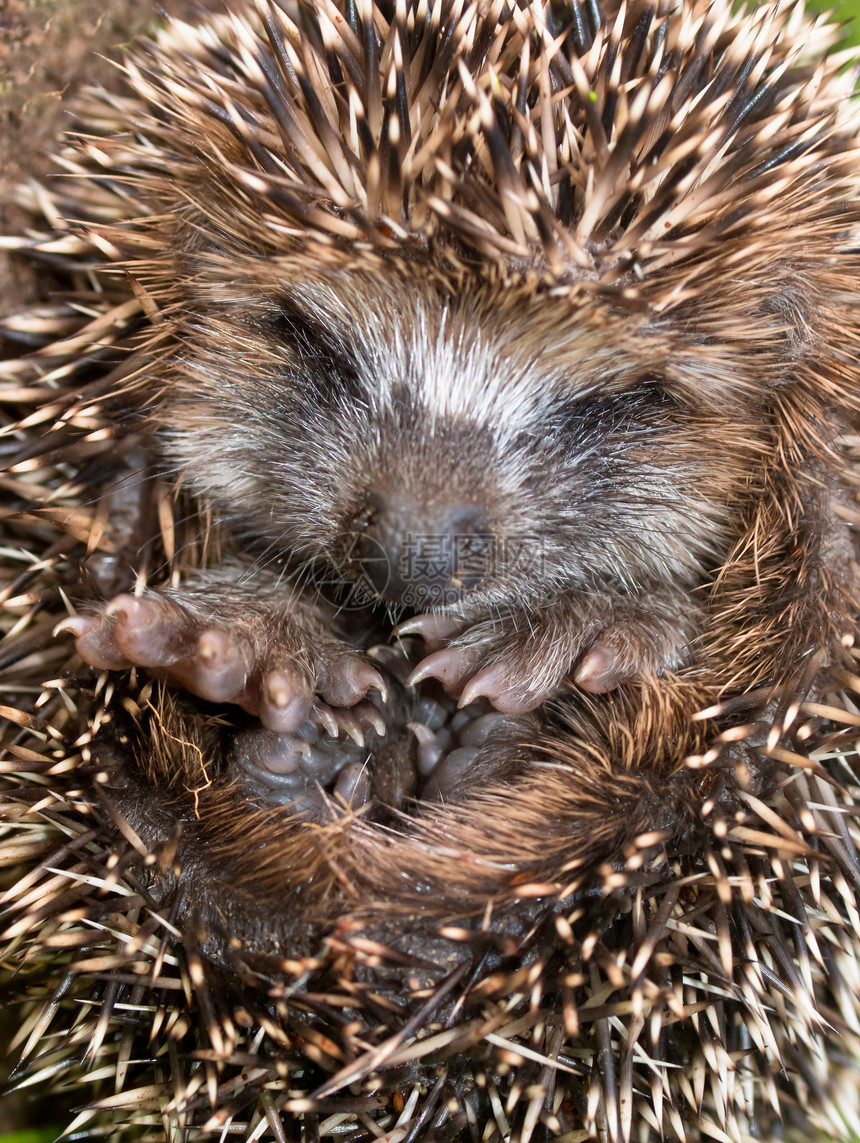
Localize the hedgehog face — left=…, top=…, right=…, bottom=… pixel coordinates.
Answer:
left=160, top=258, right=758, bottom=620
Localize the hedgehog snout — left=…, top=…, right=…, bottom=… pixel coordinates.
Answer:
left=353, top=491, right=489, bottom=607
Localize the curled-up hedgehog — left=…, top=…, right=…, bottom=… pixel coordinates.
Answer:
left=2, top=0, right=860, bottom=1139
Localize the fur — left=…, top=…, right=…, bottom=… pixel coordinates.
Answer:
left=1, top=1, right=860, bottom=1139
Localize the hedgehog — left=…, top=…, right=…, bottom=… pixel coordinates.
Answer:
left=2, top=0, right=860, bottom=1140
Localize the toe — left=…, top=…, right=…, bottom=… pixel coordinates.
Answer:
left=574, top=643, right=630, bottom=693
left=333, top=761, right=371, bottom=808
left=260, top=668, right=315, bottom=732
left=408, top=722, right=446, bottom=775
left=107, top=595, right=192, bottom=667
left=55, top=614, right=130, bottom=671
left=179, top=628, right=250, bottom=703
left=319, top=654, right=388, bottom=707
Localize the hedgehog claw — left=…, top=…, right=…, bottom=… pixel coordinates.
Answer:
left=458, top=663, right=545, bottom=713
left=355, top=702, right=387, bottom=738
left=395, top=614, right=465, bottom=650
left=312, top=701, right=341, bottom=738
left=311, top=699, right=386, bottom=745
left=406, top=646, right=476, bottom=692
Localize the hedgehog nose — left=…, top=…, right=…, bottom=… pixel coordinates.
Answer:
left=356, top=493, right=489, bottom=606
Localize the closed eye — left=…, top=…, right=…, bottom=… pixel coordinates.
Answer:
left=552, top=378, right=680, bottom=439
left=268, top=299, right=364, bottom=406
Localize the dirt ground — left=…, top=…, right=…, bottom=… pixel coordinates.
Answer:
left=0, top=0, right=196, bottom=310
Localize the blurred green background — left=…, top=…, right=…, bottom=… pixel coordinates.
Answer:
left=823, top=0, right=860, bottom=41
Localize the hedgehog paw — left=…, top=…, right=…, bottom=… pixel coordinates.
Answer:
left=402, top=624, right=554, bottom=713
left=56, top=593, right=387, bottom=732
left=400, top=606, right=688, bottom=711
left=233, top=723, right=376, bottom=815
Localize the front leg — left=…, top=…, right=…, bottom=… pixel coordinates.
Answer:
left=401, top=589, right=699, bottom=712
left=57, top=572, right=387, bottom=736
